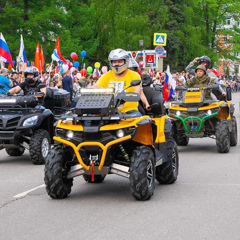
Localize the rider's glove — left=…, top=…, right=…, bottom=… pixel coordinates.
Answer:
left=7, top=91, right=11, bottom=96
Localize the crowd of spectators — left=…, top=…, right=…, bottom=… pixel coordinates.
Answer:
left=1, top=64, right=240, bottom=101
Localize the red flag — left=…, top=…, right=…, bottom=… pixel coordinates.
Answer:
left=8, top=63, right=12, bottom=70
left=35, top=43, right=40, bottom=71
left=55, top=37, right=67, bottom=64
left=40, top=45, right=45, bottom=71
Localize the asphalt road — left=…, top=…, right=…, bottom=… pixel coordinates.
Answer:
left=0, top=93, right=239, bottom=240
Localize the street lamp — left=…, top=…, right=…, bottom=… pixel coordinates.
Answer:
left=139, top=40, right=144, bottom=64
left=139, top=40, right=144, bottom=51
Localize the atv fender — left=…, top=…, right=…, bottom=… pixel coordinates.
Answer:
left=164, top=117, right=173, bottom=139
left=133, top=118, right=157, bottom=145
left=218, top=105, right=230, bottom=120
left=38, top=110, right=54, bottom=142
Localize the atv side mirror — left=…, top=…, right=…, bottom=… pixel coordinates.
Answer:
left=130, top=80, right=141, bottom=86
left=123, top=79, right=141, bottom=92
left=175, top=86, right=186, bottom=91
left=205, top=84, right=220, bottom=90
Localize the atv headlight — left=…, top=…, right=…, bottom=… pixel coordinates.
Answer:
left=0, top=99, right=16, bottom=104
left=176, top=110, right=181, bottom=116
left=207, top=110, right=212, bottom=115
left=116, top=129, right=125, bottom=138
left=23, top=116, right=38, bottom=126
left=66, top=130, right=74, bottom=139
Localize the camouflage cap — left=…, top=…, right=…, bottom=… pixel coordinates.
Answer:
left=195, top=65, right=206, bottom=74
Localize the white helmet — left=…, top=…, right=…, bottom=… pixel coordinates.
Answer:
left=128, top=59, right=139, bottom=69
left=108, top=48, right=129, bottom=75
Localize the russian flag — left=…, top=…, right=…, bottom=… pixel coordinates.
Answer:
left=163, top=65, right=175, bottom=101
left=18, top=35, right=27, bottom=65
left=0, top=32, right=14, bottom=66
left=96, top=67, right=100, bottom=78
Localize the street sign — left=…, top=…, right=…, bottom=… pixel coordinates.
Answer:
left=155, top=46, right=164, bottom=54
left=155, top=46, right=167, bottom=58
left=153, top=33, right=167, bottom=46
left=146, top=54, right=155, bottom=63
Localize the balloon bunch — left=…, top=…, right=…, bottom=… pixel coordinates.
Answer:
left=71, top=52, right=78, bottom=61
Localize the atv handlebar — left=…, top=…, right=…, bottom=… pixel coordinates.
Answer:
left=147, top=103, right=158, bottom=110
left=175, top=84, right=220, bottom=92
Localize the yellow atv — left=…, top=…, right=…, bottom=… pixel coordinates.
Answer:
left=44, top=80, right=179, bottom=201
left=168, top=85, right=237, bottom=153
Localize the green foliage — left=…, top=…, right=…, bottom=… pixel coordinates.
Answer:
left=0, top=0, right=239, bottom=71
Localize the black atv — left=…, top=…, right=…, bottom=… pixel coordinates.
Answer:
left=0, top=84, right=70, bottom=164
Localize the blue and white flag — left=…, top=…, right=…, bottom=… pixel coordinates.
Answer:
left=18, top=35, right=28, bottom=65
left=51, top=49, right=65, bottom=64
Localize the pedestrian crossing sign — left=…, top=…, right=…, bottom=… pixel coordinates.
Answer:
left=153, top=33, right=167, bottom=46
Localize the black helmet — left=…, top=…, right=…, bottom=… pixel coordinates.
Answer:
left=24, top=66, right=39, bottom=78
left=24, top=66, right=39, bottom=85
left=141, top=74, right=153, bottom=86
left=198, top=56, right=211, bottom=69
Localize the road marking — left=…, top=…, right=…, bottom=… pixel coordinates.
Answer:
left=13, top=184, right=45, bottom=198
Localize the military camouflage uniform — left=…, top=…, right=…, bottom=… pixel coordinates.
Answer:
left=185, top=74, right=215, bottom=99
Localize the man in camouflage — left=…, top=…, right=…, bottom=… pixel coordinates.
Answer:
left=185, top=65, right=220, bottom=99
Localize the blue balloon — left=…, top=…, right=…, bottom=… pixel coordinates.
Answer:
left=80, top=51, right=87, bottom=58
left=73, top=61, right=80, bottom=68
left=12, top=60, right=16, bottom=65
left=6, top=60, right=9, bottom=63
left=60, top=68, right=64, bottom=74
left=27, top=61, right=30, bottom=66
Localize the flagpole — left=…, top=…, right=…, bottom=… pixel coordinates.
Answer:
left=40, top=60, right=42, bottom=79
left=49, top=59, right=53, bottom=73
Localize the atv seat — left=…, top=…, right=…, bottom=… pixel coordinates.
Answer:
left=140, top=86, right=165, bottom=116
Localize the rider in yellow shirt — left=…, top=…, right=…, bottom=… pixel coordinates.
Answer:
left=94, top=48, right=150, bottom=116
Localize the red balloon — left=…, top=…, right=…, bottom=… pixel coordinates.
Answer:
left=71, top=54, right=78, bottom=61
left=80, top=69, right=87, bottom=77
left=139, top=61, right=144, bottom=67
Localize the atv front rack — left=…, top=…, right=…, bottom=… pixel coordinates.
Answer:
left=170, top=112, right=219, bottom=134
left=60, top=113, right=141, bottom=123
left=53, top=135, right=131, bottom=171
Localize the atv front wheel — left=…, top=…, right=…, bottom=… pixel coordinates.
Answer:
left=5, top=148, right=25, bottom=156
left=83, top=174, right=106, bottom=183
left=129, top=146, right=155, bottom=201
left=29, top=129, right=51, bottom=164
left=156, top=138, right=179, bottom=184
left=215, top=119, right=230, bottom=153
left=175, top=135, right=189, bottom=146
left=44, top=145, right=73, bottom=199
left=230, top=116, right=238, bottom=146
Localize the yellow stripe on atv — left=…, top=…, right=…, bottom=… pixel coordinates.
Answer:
left=56, top=120, right=84, bottom=131
left=198, top=101, right=225, bottom=110
left=184, top=92, right=202, bottom=103
left=154, top=115, right=168, bottom=143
